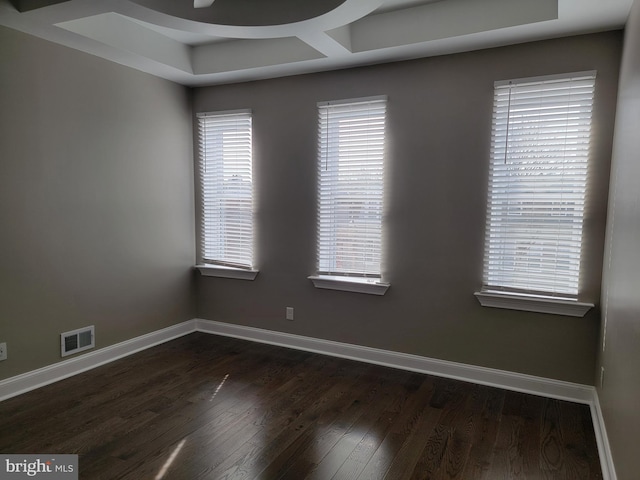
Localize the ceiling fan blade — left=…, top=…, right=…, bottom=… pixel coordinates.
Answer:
left=194, top=0, right=215, bottom=8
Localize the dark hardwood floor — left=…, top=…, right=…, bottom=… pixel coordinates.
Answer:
left=0, top=333, right=602, bottom=479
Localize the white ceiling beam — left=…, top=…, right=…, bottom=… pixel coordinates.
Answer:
left=57, top=12, right=192, bottom=73
left=192, top=37, right=323, bottom=75
left=298, top=30, right=352, bottom=57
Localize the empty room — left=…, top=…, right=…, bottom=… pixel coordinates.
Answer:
left=1, top=0, right=639, bottom=478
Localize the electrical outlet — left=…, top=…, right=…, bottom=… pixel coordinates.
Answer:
left=0, top=342, right=7, bottom=361
left=286, top=307, right=294, bottom=321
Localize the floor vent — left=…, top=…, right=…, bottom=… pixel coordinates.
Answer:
left=61, top=326, right=95, bottom=357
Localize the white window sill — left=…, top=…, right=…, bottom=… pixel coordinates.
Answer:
left=308, top=275, right=390, bottom=296
left=474, top=291, right=593, bottom=317
left=196, top=264, right=259, bottom=281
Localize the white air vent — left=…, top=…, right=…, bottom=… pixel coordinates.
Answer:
left=61, top=326, right=95, bottom=357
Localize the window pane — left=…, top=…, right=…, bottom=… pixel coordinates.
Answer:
left=483, top=73, right=595, bottom=297
left=317, top=98, right=386, bottom=278
left=197, top=111, right=253, bottom=268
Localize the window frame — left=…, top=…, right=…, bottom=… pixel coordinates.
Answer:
left=475, top=72, right=596, bottom=316
left=195, top=109, right=258, bottom=281
left=309, top=96, right=390, bottom=295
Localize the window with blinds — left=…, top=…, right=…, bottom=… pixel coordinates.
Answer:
left=482, top=72, right=596, bottom=298
left=316, top=97, right=387, bottom=278
left=197, top=110, right=253, bottom=269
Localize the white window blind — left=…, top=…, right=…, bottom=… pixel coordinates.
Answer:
left=482, top=72, right=596, bottom=298
left=197, top=110, right=253, bottom=269
left=317, top=97, right=387, bottom=278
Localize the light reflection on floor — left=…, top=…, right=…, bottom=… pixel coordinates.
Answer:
left=154, top=438, right=186, bottom=480
left=153, top=375, right=230, bottom=478
left=210, top=374, right=230, bottom=402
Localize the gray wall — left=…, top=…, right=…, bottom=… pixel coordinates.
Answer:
left=0, top=26, right=195, bottom=380
left=598, top=1, right=640, bottom=478
left=194, top=32, right=622, bottom=384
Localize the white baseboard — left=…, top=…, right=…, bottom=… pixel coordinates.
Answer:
left=195, top=318, right=594, bottom=403
left=0, top=320, right=196, bottom=402
left=591, top=390, right=617, bottom=480
left=0, top=317, right=617, bottom=479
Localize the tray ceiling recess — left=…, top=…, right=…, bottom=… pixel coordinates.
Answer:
left=0, top=0, right=633, bottom=86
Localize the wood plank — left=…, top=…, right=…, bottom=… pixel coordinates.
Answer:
left=355, top=377, right=438, bottom=480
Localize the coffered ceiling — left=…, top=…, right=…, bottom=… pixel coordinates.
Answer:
left=0, top=0, right=633, bottom=86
